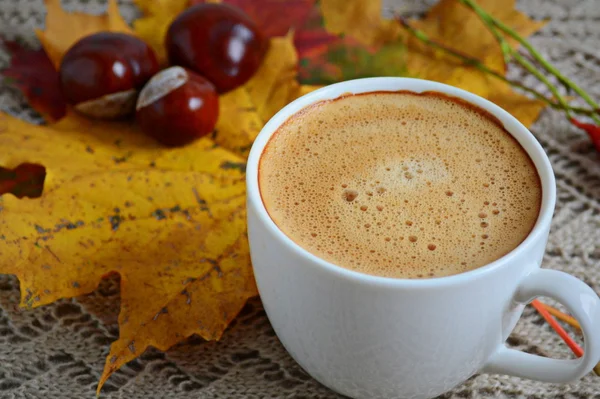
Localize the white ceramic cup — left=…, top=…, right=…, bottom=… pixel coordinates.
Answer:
left=246, top=78, right=600, bottom=399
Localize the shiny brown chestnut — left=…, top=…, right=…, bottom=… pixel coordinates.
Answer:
left=136, top=66, right=219, bottom=147
left=59, top=32, right=159, bottom=119
left=165, top=3, right=268, bottom=93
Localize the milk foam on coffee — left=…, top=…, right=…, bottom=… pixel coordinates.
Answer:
left=258, top=91, right=542, bottom=279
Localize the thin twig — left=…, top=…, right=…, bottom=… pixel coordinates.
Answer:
left=532, top=300, right=600, bottom=376
left=539, top=302, right=580, bottom=331
left=531, top=300, right=583, bottom=357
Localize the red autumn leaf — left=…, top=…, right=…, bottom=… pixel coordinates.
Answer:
left=0, top=163, right=46, bottom=199
left=294, top=27, right=339, bottom=59
left=570, top=118, right=600, bottom=152
left=290, top=4, right=406, bottom=85
left=1, top=40, right=66, bottom=122
left=189, top=0, right=316, bottom=38
left=293, top=4, right=340, bottom=60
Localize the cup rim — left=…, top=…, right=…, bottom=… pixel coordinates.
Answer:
left=246, top=77, right=556, bottom=288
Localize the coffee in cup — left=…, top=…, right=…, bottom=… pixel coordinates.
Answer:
left=258, top=91, right=541, bottom=278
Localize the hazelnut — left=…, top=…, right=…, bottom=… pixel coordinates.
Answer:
left=59, top=32, right=159, bottom=119
left=136, top=66, right=219, bottom=147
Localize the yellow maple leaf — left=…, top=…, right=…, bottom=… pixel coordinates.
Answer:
left=0, top=112, right=255, bottom=392
left=36, top=0, right=133, bottom=68
left=132, top=0, right=189, bottom=64
left=99, top=234, right=254, bottom=390
left=404, top=0, right=547, bottom=127
left=320, top=0, right=400, bottom=47
left=1, top=3, right=316, bottom=392
left=215, top=33, right=318, bottom=158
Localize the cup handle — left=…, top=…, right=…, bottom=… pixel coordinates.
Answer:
left=483, top=268, right=600, bottom=383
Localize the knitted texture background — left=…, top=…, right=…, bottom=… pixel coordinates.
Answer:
left=0, top=0, right=599, bottom=397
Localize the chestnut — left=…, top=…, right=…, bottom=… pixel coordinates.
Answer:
left=166, top=3, right=268, bottom=93
left=59, top=32, right=159, bottom=119
left=136, top=66, right=219, bottom=147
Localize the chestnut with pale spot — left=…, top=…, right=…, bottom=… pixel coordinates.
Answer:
left=59, top=32, right=159, bottom=119
left=136, top=66, right=219, bottom=147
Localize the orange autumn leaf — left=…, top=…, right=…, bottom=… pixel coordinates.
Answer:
left=0, top=112, right=256, bottom=392
left=403, top=0, right=547, bottom=127
left=36, top=0, right=133, bottom=68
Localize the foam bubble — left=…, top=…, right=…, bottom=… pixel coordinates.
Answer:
left=258, top=91, right=541, bottom=279
left=342, top=189, right=358, bottom=202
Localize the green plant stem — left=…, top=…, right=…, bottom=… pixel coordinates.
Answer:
left=468, top=3, right=512, bottom=65
left=460, top=0, right=600, bottom=117
left=397, top=17, right=597, bottom=118
left=457, top=0, right=586, bottom=123
left=463, top=0, right=572, bottom=90
left=515, top=53, right=576, bottom=118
